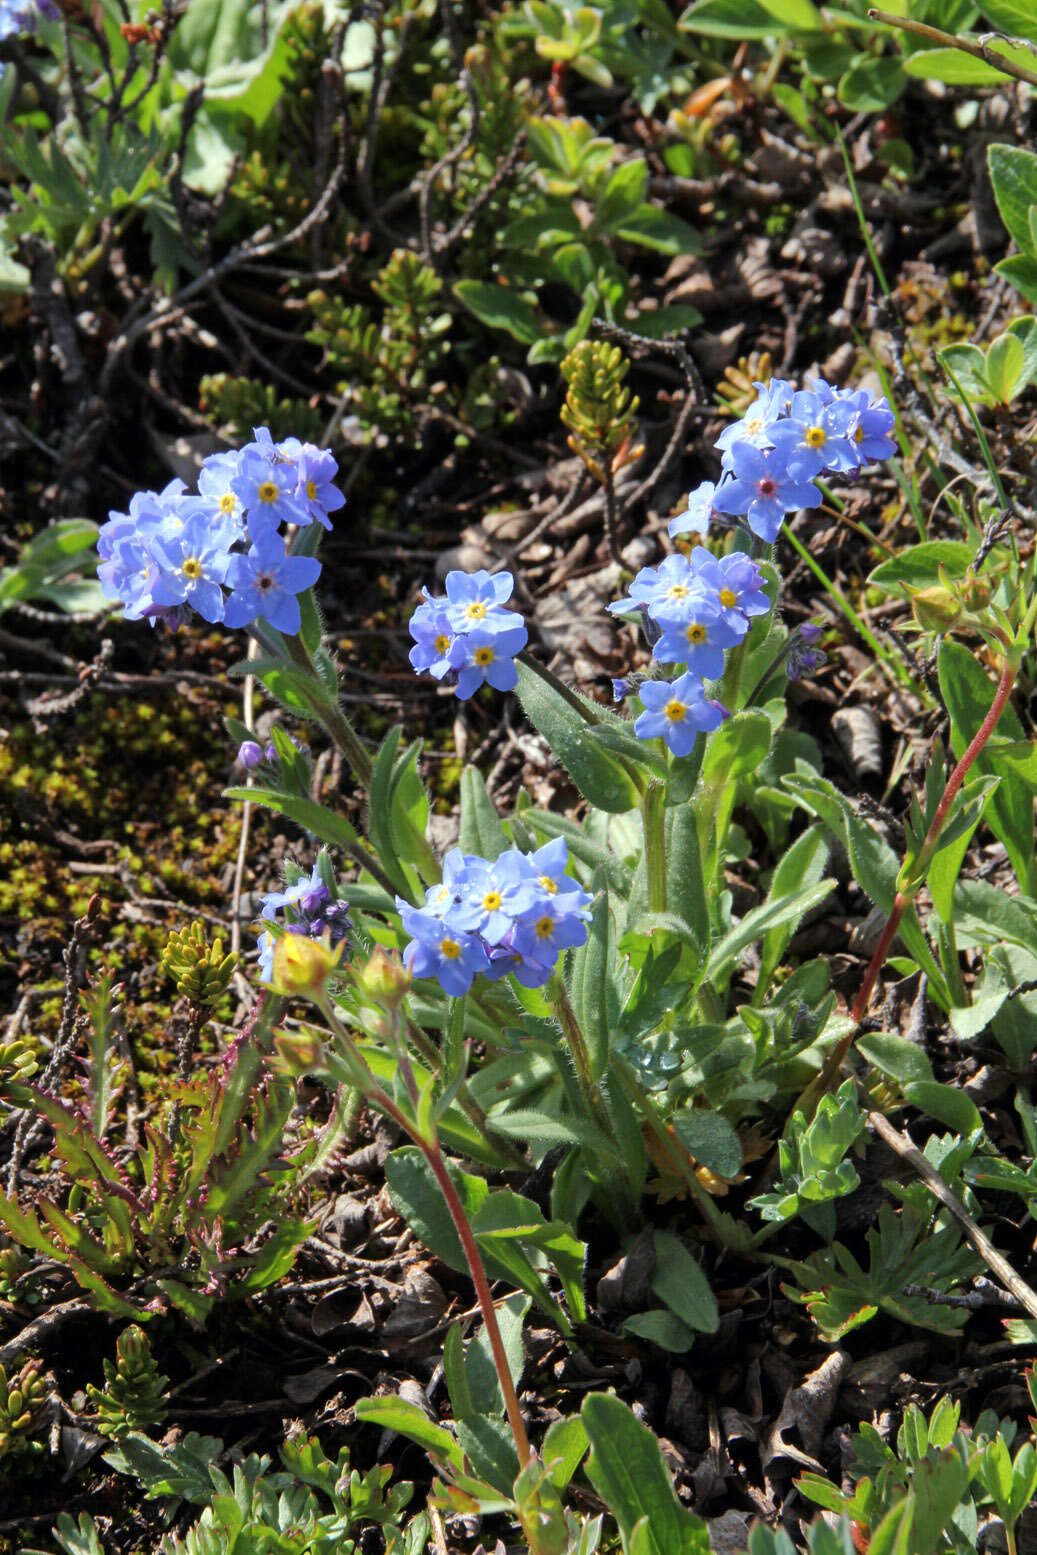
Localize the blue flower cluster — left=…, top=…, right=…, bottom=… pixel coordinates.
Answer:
left=397, top=837, right=591, bottom=996
left=408, top=569, right=528, bottom=700
left=96, top=428, right=343, bottom=634
left=0, top=0, right=55, bottom=65
left=669, top=377, right=896, bottom=545
left=608, top=547, right=770, bottom=754
left=256, top=863, right=352, bottom=983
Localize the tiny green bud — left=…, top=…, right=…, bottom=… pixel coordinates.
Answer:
left=356, top=947, right=412, bottom=1011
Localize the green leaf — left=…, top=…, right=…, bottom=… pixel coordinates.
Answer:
left=781, top=770, right=949, bottom=1003
left=596, top=159, right=649, bottom=228
left=663, top=805, right=710, bottom=956
left=756, top=824, right=830, bottom=998
left=755, top=0, right=823, bottom=25
left=568, top=880, right=618, bottom=1082
left=678, top=0, right=782, bottom=36
left=904, top=41, right=1037, bottom=83
left=996, top=251, right=1037, bottom=303
left=985, top=330, right=1026, bottom=403
left=541, top=1415, right=589, bottom=1489
left=367, top=728, right=420, bottom=897
left=651, top=1229, right=719, bottom=1334
left=622, top=1308, right=697, bottom=1351
left=612, top=207, right=701, bottom=255
left=670, top=1110, right=742, bottom=1178
left=938, top=641, right=1034, bottom=893
left=902, top=1081, right=982, bottom=1136
left=582, top=1394, right=711, bottom=1555
left=868, top=541, right=978, bottom=600
left=857, top=1031, right=933, bottom=1083
left=838, top=55, right=907, bottom=112
left=937, top=344, right=991, bottom=402
left=354, top=1396, right=464, bottom=1469
left=223, top=787, right=360, bottom=856
left=515, top=662, right=640, bottom=813
left=462, top=1292, right=530, bottom=1420
left=705, top=880, right=835, bottom=986
left=988, top=143, right=1037, bottom=255
left=455, top=1415, right=521, bottom=1496
left=982, top=0, right=1037, bottom=38
left=701, top=710, right=773, bottom=783
left=459, top=766, right=508, bottom=860
left=455, top=281, right=543, bottom=344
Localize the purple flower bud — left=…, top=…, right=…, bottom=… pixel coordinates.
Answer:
left=612, top=678, right=631, bottom=703
left=800, top=622, right=822, bottom=645
left=786, top=647, right=826, bottom=681
left=238, top=740, right=264, bottom=768
left=265, top=743, right=278, bottom=762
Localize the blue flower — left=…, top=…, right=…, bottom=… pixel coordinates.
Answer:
left=408, top=597, right=466, bottom=680
left=149, top=511, right=233, bottom=624
left=715, top=378, right=794, bottom=454
left=510, top=895, right=590, bottom=962
left=454, top=625, right=527, bottom=700
left=652, top=594, right=746, bottom=678
left=825, top=385, right=896, bottom=462
left=255, top=859, right=351, bottom=984
left=231, top=448, right=308, bottom=536
left=446, top=857, right=538, bottom=944
left=609, top=553, right=698, bottom=621
left=713, top=552, right=771, bottom=622
left=768, top=391, right=859, bottom=478
left=294, top=446, right=345, bottom=530
left=443, top=569, right=523, bottom=635
left=399, top=904, right=489, bottom=996
left=223, top=532, right=322, bottom=634
left=197, top=452, right=247, bottom=537
left=712, top=442, right=821, bottom=542
left=635, top=673, right=729, bottom=756
left=611, top=677, right=631, bottom=703
left=668, top=480, right=718, bottom=539
left=521, top=837, right=592, bottom=910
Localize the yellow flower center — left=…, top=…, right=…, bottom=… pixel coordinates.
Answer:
left=854, top=424, right=865, bottom=443
left=258, top=481, right=280, bottom=504
left=182, top=557, right=202, bottom=580
left=534, top=916, right=554, bottom=939
left=665, top=699, right=687, bottom=722
left=482, top=891, right=502, bottom=911
left=466, top=602, right=487, bottom=621
left=474, top=646, right=494, bottom=666
left=538, top=875, right=558, bottom=895
left=306, top=479, right=317, bottom=500
left=719, top=588, right=737, bottom=608
left=219, top=493, right=237, bottom=514
left=745, top=415, right=763, bottom=435
left=685, top=623, right=707, bottom=644
left=440, top=938, right=462, bottom=960
left=667, top=583, right=689, bottom=600
left=435, top=634, right=452, bottom=654
left=805, top=425, right=826, bottom=449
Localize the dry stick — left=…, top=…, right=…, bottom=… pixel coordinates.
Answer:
left=807, top=655, right=1018, bottom=1111
left=867, top=1106, right=1037, bottom=1320
left=868, top=8, right=1037, bottom=88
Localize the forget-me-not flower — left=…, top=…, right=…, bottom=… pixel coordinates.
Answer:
left=635, top=673, right=729, bottom=756
left=223, top=531, right=322, bottom=634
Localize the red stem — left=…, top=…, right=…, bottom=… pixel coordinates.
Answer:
left=816, top=655, right=1017, bottom=1100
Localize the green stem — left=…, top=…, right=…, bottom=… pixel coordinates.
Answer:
left=282, top=633, right=373, bottom=787
left=642, top=780, right=667, bottom=914
left=403, top=1015, right=528, bottom=1171
left=549, top=976, right=620, bottom=1150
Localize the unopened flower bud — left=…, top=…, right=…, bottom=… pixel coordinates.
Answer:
left=356, top=946, right=412, bottom=1011
left=238, top=740, right=264, bottom=769
left=274, top=1028, right=325, bottom=1075
left=272, top=933, right=343, bottom=998
left=800, top=621, right=822, bottom=645
left=908, top=584, right=962, bottom=634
